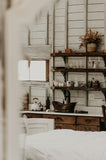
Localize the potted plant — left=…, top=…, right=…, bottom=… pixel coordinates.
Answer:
left=80, top=29, right=102, bottom=52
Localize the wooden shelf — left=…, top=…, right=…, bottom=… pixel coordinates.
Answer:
left=51, top=51, right=106, bottom=106
left=51, top=52, right=106, bottom=57
left=51, top=67, right=106, bottom=73
left=51, top=86, right=106, bottom=92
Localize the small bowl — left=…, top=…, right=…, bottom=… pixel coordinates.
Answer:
left=52, top=101, right=76, bottom=113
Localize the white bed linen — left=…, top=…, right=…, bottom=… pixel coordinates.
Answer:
left=25, top=129, right=106, bottom=160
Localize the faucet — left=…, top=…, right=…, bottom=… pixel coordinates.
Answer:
left=65, top=90, right=70, bottom=104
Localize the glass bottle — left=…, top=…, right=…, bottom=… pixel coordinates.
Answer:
left=45, top=96, right=50, bottom=110
left=88, top=59, right=92, bottom=68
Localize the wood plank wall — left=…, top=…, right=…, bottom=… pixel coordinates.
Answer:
left=23, top=0, right=105, bottom=108
left=88, top=0, right=104, bottom=49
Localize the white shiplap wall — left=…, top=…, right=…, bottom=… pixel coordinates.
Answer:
left=23, top=0, right=105, bottom=107
left=54, top=0, right=65, bottom=52
left=29, top=17, right=47, bottom=45
left=23, top=10, right=48, bottom=46
left=88, top=0, right=104, bottom=50
left=68, top=0, right=85, bottom=51
left=67, top=0, right=86, bottom=105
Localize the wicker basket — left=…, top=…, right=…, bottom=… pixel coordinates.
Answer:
left=87, top=43, right=96, bottom=52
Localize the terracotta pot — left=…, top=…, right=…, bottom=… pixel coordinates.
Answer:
left=87, top=43, right=97, bottom=52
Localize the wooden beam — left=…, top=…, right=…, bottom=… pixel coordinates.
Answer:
left=51, top=68, right=106, bottom=73
left=51, top=52, right=106, bottom=57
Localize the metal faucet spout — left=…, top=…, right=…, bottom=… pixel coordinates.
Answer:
left=65, top=91, right=70, bottom=104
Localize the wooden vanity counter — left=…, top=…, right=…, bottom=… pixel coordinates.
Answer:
left=21, top=111, right=104, bottom=131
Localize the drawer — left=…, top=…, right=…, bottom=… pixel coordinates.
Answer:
left=77, top=117, right=100, bottom=126
left=55, top=124, right=76, bottom=130
left=76, top=125, right=100, bottom=131
left=24, top=113, right=43, bottom=118
left=43, top=115, right=75, bottom=124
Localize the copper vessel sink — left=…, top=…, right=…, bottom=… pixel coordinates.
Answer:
left=52, top=101, right=76, bottom=113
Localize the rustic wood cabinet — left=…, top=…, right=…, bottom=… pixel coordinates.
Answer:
left=22, top=112, right=102, bottom=131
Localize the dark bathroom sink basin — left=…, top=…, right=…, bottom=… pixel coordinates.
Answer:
left=52, top=101, right=76, bottom=113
